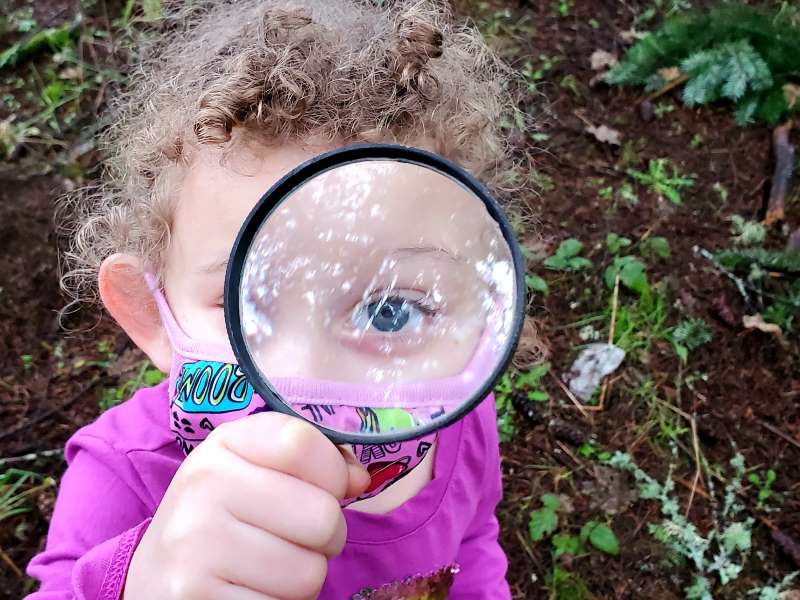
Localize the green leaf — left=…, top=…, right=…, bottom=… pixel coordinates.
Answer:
left=141, top=0, right=162, bottom=20
left=543, top=255, right=569, bottom=270
left=528, top=507, right=558, bottom=541
left=556, top=239, right=583, bottom=259
left=552, top=533, right=582, bottom=557
left=720, top=521, right=752, bottom=554
left=714, top=248, right=800, bottom=274
left=526, top=274, right=549, bottom=295
left=541, top=493, right=561, bottom=511
left=568, top=257, right=593, bottom=271
left=641, top=236, right=671, bottom=259
left=0, top=25, right=73, bottom=70
left=516, top=362, right=551, bottom=388
left=619, top=259, right=649, bottom=295
left=674, top=343, right=688, bottom=364
left=607, top=233, right=632, bottom=255
left=528, top=390, right=549, bottom=402
left=605, top=256, right=649, bottom=295
left=42, top=81, right=65, bottom=107
left=143, top=368, right=166, bottom=386
left=587, top=523, right=620, bottom=555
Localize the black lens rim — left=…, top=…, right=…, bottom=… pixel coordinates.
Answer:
left=225, top=143, right=526, bottom=444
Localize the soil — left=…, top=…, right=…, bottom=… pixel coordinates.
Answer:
left=1, top=1, right=799, bottom=599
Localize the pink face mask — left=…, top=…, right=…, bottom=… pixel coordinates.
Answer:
left=146, top=277, right=453, bottom=503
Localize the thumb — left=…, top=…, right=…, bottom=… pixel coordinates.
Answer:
left=338, top=446, right=371, bottom=498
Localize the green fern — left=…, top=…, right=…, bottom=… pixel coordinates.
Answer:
left=607, top=3, right=800, bottom=125
left=714, top=248, right=800, bottom=274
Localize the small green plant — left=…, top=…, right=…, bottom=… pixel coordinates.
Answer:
left=119, top=0, right=163, bottom=24
left=529, top=494, right=620, bottom=554
left=529, top=493, right=561, bottom=541
left=605, top=255, right=649, bottom=296
left=628, top=159, right=695, bottom=205
left=526, top=274, right=549, bottom=296
left=551, top=0, right=573, bottom=17
left=748, top=572, right=799, bottom=599
left=607, top=451, right=756, bottom=599
left=610, top=284, right=670, bottom=356
left=607, top=3, right=800, bottom=125
left=559, top=74, right=582, bottom=98
left=747, top=469, right=778, bottom=511
left=544, top=239, right=593, bottom=271
left=713, top=247, right=800, bottom=331
left=99, top=360, right=166, bottom=411
left=690, top=133, right=704, bottom=148
left=713, top=182, right=729, bottom=203
left=670, top=318, right=713, bottom=363
left=494, top=363, right=552, bottom=442
left=0, top=24, right=74, bottom=71
left=522, top=55, right=562, bottom=92
left=654, top=100, right=676, bottom=118
left=546, top=567, right=589, bottom=600
left=0, top=468, right=55, bottom=523
left=529, top=493, right=619, bottom=599
left=729, top=215, right=766, bottom=246
left=606, top=232, right=632, bottom=255
left=640, top=236, right=672, bottom=260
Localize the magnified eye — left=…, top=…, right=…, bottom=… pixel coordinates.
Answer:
left=367, top=297, right=411, bottom=332
left=351, top=292, right=437, bottom=334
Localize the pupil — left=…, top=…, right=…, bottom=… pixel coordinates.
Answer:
left=367, top=298, right=410, bottom=332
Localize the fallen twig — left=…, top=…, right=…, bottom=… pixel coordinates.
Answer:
left=0, top=376, right=101, bottom=444
left=765, top=120, right=795, bottom=225
left=0, top=448, right=64, bottom=467
left=685, top=417, right=704, bottom=518
left=597, top=273, right=622, bottom=411
left=548, top=371, right=589, bottom=418
left=0, top=545, right=23, bottom=579
left=644, top=73, right=690, bottom=103
left=756, top=418, right=800, bottom=451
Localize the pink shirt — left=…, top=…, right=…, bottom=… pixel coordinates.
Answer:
left=25, top=381, right=510, bottom=599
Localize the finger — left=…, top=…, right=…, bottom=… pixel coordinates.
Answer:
left=338, top=446, right=371, bottom=498
left=213, top=582, right=281, bottom=600
left=212, top=412, right=350, bottom=499
left=219, top=448, right=347, bottom=557
left=218, top=516, right=328, bottom=600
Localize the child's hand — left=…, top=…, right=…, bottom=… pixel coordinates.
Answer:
left=123, top=412, right=370, bottom=600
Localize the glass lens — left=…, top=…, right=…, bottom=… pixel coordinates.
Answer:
left=238, top=159, right=516, bottom=437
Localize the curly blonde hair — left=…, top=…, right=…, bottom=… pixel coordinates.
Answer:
left=60, top=0, right=524, bottom=309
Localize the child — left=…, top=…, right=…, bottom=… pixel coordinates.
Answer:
left=27, top=1, right=523, bottom=597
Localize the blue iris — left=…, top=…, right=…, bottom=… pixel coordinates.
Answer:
left=367, top=298, right=410, bottom=332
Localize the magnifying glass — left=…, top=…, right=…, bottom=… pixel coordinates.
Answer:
left=225, top=144, right=525, bottom=444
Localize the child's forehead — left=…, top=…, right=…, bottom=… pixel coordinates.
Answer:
left=167, top=143, right=329, bottom=268
left=166, top=143, right=493, bottom=276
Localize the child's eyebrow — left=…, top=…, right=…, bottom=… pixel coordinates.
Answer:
left=199, top=258, right=229, bottom=274
left=200, top=246, right=463, bottom=276
left=390, top=246, right=466, bottom=263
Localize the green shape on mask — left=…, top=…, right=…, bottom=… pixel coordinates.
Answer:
left=371, top=407, right=416, bottom=432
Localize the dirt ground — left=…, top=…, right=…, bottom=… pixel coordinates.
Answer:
left=1, top=1, right=799, bottom=599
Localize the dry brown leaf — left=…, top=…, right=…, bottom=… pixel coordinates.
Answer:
left=784, top=83, right=800, bottom=109
left=780, top=591, right=800, bottom=600
left=586, top=123, right=622, bottom=146
left=620, top=29, right=647, bottom=43
left=742, top=314, right=782, bottom=337
left=590, top=49, right=618, bottom=71
left=658, top=67, right=682, bottom=82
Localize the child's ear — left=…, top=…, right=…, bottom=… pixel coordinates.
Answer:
left=98, top=254, right=172, bottom=373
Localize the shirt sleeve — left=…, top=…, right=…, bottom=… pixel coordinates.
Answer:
left=25, top=435, right=154, bottom=600
left=450, top=397, right=511, bottom=599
